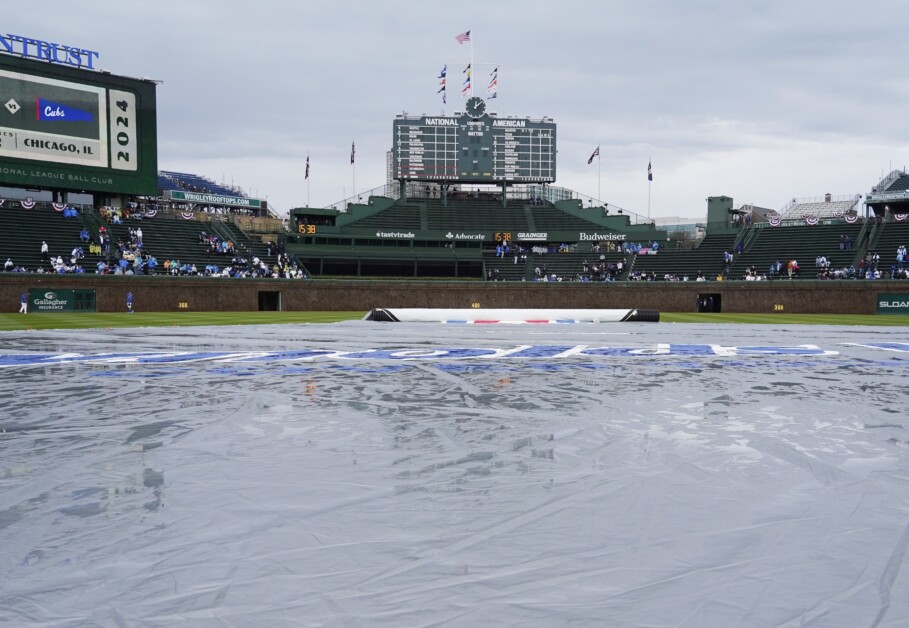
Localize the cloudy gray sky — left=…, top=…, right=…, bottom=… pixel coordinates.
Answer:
left=9, top=1, right=909, bottom=219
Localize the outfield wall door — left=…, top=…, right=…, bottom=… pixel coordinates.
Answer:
left=258, top=291, right=281, bottom=311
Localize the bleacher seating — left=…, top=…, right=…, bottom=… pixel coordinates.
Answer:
left=781, top=199, right=859, bottom=220
left=869, top=221, right=909, bottom=274
left=884, top=174, right=909, bottom=192
left=630, top=233, right=738, bottom=280
left=0, top=205, right=103, bottom=271
left=730, top=223, right=863, bottom=279
left=158, top=171, right=243, bottom=197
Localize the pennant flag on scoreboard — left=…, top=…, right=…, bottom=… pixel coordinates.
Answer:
left=438, top=64, right=446, bottom=78
left=588, top=146, right=600, bottom=165
left=350, top=141, right=355, bottom=165
left=488, top=92, right=497, bottom=99
left=487, top=78, right=497, bottom=94
left=490, top=66, right=498, bottom=76
left=462, top=63, right=471, bottom=73
left=305, top=155, right=310, bottom=179
left=443, top=92, right=447, bottom=105
left=648, top=160, right=653, bottom=181
left=456, top=30, right=471, bottom=44
left=461, top=83, right=470, bottom=95
left=437, top=85, right=446, bottom=94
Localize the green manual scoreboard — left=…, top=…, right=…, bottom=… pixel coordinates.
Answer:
left=392, top=97, right=556, bottom=183
left=0, top=53, right=157, bottom=196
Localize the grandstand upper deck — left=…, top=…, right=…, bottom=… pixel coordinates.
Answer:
left=158, top=171, right=243, bottom=198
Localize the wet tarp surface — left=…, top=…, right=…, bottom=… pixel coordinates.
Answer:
left=2, top=322, right=909, bottom=627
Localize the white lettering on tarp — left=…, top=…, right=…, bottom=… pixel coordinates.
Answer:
left=0, top=344, right=845, bottom=368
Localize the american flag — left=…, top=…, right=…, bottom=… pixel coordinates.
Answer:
left=305, top=155, right=309, bottom=179
left=456, top=30, right=470, bottom=44
left=588, top=146, right=600, bottom=165
left=350, top=141, right=355, bottom=165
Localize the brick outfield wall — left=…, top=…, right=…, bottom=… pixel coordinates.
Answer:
left=0, top=275, right=903, bottom=315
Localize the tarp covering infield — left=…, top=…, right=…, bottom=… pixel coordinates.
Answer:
left=2, top=321, right=909, bottom=627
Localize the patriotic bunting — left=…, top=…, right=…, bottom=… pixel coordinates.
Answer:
left=52, top=203, right=66, bottom=212
left=181, top=211, right=194, bottom=220
left=20, top=199, right=35, bottom=209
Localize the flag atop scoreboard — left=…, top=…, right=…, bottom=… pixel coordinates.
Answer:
left=392, top=107, right=556, bottom=183
left=0, top=52, right=158, bottom=196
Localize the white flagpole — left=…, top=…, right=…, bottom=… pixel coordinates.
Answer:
left=470, top=35, right=475, bottom=97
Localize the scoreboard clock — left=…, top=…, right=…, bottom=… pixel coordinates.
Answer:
left=392, top=110, right=556, bottom=184
left=465, top=96, right=486, bottom=118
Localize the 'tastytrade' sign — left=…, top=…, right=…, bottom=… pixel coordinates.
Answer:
left=0, top=33, right=100, bottom=69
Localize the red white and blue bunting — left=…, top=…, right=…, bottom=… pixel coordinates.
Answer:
left=0, top=199, right=5, bottom=207
left=20, top=199, right=36, bottom=209
left=844, top=214, right=859, bottom=224
left=804, top=215, right=818, bottom=226
left=145, top=209, right=158, bottom=218
left=181, top=211, right=194, bottom=220
left=52, top=203, right=66, bottom=212
left=768, top=215, right=782, bottom=227
left=833, top=209, right=845, bottom=218
left=894, top=214, right=909, bottom=222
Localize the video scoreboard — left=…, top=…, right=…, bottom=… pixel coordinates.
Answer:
left=392, top=105, right=556, bottom=183
left=0, top=53, right=157, bottom=196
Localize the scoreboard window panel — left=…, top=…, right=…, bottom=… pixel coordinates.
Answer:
left=0, top=68, right=108, bottom=168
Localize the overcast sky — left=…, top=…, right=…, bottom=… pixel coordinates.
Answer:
left=8, top=1, right=909, bottom=219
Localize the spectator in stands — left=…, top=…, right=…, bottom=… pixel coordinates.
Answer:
left=897, top=245, right=906, bottom=271
left=40, top=241, right=49, bottom=261
left=4, top=258, right=12, bottom=272
left=79, top=228, right=90, bottom=243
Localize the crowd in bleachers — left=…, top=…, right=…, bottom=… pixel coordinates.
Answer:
left=0, top=201, right=306, bottom=279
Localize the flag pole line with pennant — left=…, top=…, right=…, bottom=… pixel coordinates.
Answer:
left=456, top=30, right=473, bottom=97
left=647, top=159, right=653, bottom=219
left=351, top=140, right=356, bottom=202
left=588, top=145, right=601, bottom=202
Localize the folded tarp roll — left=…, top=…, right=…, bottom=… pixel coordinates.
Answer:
left=363, top=308, right=660, bottom=323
